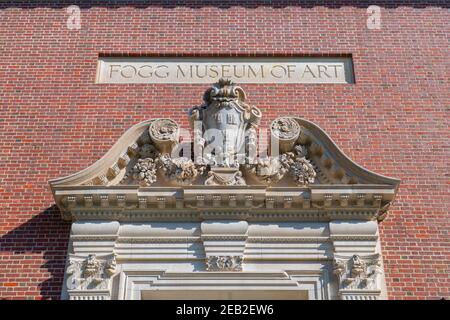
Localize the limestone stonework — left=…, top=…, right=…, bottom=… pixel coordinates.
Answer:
left=50, top=81, right=399, bottom=300
left=2, top=2, right=448, bottom=300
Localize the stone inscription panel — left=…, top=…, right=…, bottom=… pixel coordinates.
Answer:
left=97, top=57, right=354, bottom=84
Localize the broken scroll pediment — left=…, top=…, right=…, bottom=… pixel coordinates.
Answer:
left=49, top=79, right=399, bottom=221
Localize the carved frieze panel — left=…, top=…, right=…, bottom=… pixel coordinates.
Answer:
left=66, top=253, right=117, bottom=292
left=206, top=256, right=243, bottom=271
left=333, top=254, right=383, bottom=292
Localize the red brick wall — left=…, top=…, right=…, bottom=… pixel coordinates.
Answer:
left=0, top=1, right=448, bottom=299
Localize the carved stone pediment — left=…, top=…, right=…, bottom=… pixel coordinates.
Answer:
left=49, top=79, right=399, bottom=222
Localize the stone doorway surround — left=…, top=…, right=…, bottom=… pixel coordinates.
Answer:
left=50, top=79, right=399, bottom=300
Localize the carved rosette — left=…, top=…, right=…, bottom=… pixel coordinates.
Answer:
left=206, top=256, right=243, bottom=271
left=149, top=118, right=179, bottom=154
left=114, top=82, right=320, bottom=188
left=271, top=117, right=300, bottom=140
left=271, top=117, right=301, bottom=153
left=66, top=254, right=117, bottom=292
left=333, top=254, right=383, bottom=292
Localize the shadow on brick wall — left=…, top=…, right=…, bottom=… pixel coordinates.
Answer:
left=0, top=205, right=70, bottom=300
left=0, top=0, right=448, bottom=9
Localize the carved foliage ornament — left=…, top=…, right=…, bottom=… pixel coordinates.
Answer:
left=119, top=125, right=206, bottom=187
left=131, top=158, right=158, bottom=186
left=271, top=117, right=301, bottom=141
left=333, top=254, right=383, bottom=291
left=206, top=255, right=243, bottom=271
left=117, top=79, right=315, bottom=187
left=159, top=154, right=205, bottom=186
left=66, top=254, right=117, bottom=291
left=246, top=145, right=316, bottom=185
left=205, top=170, right=246, bottom=186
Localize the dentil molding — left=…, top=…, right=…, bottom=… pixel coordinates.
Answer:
left=50, top=79, right=399, bottom=300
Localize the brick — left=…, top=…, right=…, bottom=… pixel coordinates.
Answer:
left=0, top=1, right=448, bottom=300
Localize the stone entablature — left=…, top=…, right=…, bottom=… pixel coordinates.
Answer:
left=49, top=80, right=399, bottom=300
left=53, top=185, right=394, bottom=222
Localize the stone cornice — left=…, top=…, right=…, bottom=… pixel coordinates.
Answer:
left=53, top=185, right=394, bottom=221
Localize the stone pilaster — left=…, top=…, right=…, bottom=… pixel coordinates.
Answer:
left=62, top=221, right=120, bottom=300
left=329, top=220, right=386, bottom=300
left=65, top=253, right=117, bottom=300
left=201, top=220, right=248, bottom=271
